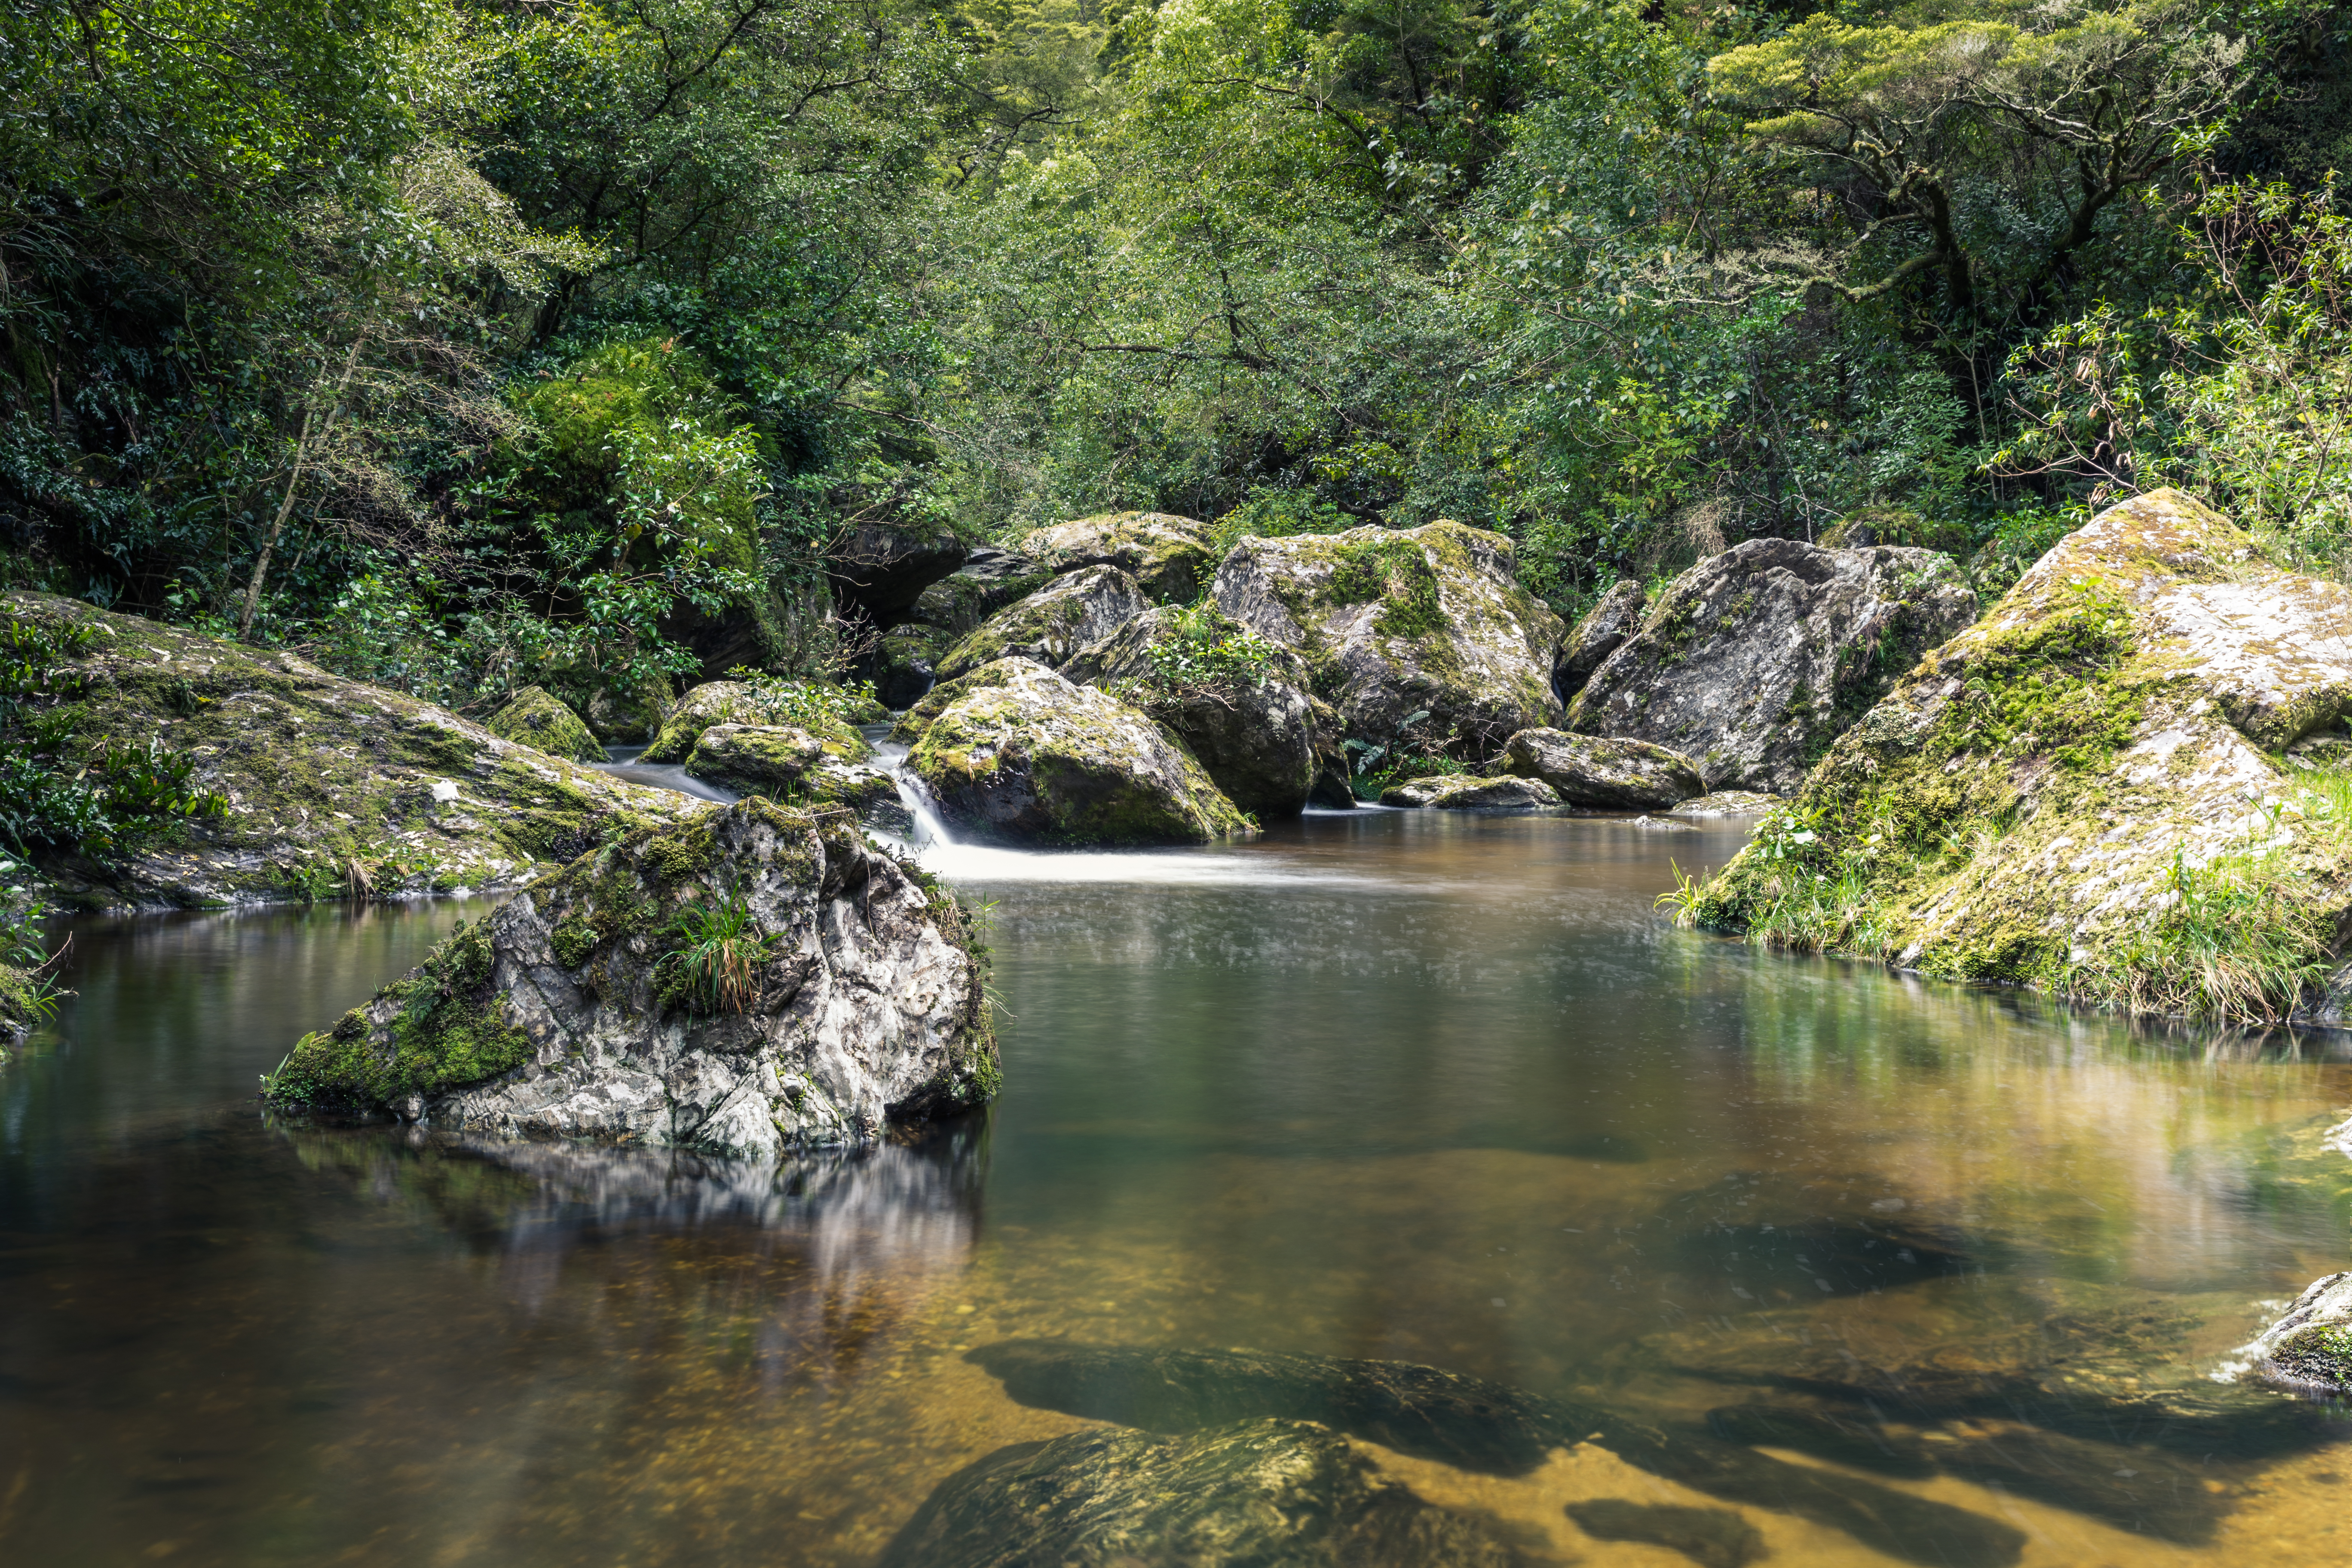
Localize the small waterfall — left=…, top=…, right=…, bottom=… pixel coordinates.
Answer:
left=869, top=735, right=959, bottom=849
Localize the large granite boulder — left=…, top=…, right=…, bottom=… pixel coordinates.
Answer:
left=0, top=593, right=703, bottom=910
left=908, top=658, right=1250, bottom=845
left=1555, top=579, right=1647, bottom=701
left=1679, top=490, right=2352, bottom=1026
left=1379, top=775, right=1559, bottom=810
left=829, top=521, right=969, bottom=624
left=1062, top=605, right=1323, bottom=819
left=1502, top=728, right=1703, bottom=809
left=1212, top=521, right=1566, bottom=756
left=268, top=797, right=995, bottom=1153
left=483, top=685, right=603, bottom=763
left=1021, top=511, right=1216, bottom=602
left=1568, top=538, right=1978, bottom=794
left=683, top=724, right=908, bottom=833
left=642, top=680, right=872, bottom=765
left=933, top=565, right=1149, bottom=684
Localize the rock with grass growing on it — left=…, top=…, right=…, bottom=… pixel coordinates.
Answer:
left=909, top=658, right=1250, bottom=845
left=1556, top=579, right=1648, bottom=702
left=1213, top=521, right=1566, bottom=757
left=642, top=680, right=874, bottom=765
left=1020, top=511, right=1218, bottom=603
left=1568, top=538, right=1979, bottom=794
left=1502, top=727, right=1703, bottom=809
left=1379, top=775, right=1560, bottom=810
left=266, top=797, right=995, bottom=1153
left=484, top=685, right=605, bottom=763
left=933, top=565, right=1149, bottom=685
left=1674, top=489, right=2352, bottom=1027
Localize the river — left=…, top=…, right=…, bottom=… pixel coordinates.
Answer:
left=1, top=807, right=2348, bottom=1564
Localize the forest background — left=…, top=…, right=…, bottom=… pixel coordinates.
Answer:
left=6, top=0, right=2352, bottom=712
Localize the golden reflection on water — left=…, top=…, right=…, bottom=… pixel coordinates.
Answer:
left=0, top=810, right=2349, bottom=1565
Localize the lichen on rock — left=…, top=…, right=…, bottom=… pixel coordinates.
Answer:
left=1019, top=511, right=1216, bottom=602
left=933, top=565, right=1148, bottom=685
left=642, top=679, right=874, bottom=765
left=484, top=685, right=604, bottom=763
left=1502, top=728, right=1703, bottom=809
left=909, top=658, right=1251, bottom=845
left=685, top=723, right=907, bottom=833
left=1379, top=775, right=1560, bottom=810
left=270, top=797, right=995, bottom=1154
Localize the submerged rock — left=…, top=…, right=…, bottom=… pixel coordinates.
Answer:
left=878, top=1418, right=1541, bottom=1568
left=1502, top=728, right=1704, bottom=809
left=1563, top=1500, right=1763, bottom=1568
left=1021, top=511, right=1217, bottom=603
left=269, top=798, right=995, bottom=1154
left=1213, top=521, right=1566, bottom=755
left=484, top=685, right=604, bottom=763
left=683, top=725, right=906, bottom=832
left=641, top=680, right=873, bottom=766
left=1569, top=539, right=1978, bottom=793
left=1683, top=490, right=2352, bottom=1024
left=1379, top=775, right=1559, bottom=810
left=2, top=593, right=701, bottom=909
left=908, top=659, right=1249, bottom=845
left=2242, top=1272, right=2352, bottom=1397
left=1555, top=579, right=1647, bottom=702
left=934, top=565, right=1150, bottom=684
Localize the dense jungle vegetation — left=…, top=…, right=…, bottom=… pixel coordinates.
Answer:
left=5, top=0, right=2351, bottom=709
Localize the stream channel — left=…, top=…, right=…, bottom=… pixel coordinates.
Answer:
left=3, top=767, right=2350, bottom=1565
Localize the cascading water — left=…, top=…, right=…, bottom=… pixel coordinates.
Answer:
left=868, top=735, right=959, bottom=850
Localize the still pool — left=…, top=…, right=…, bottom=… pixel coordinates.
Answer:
left=2, top=808, right=2347, bottom=1565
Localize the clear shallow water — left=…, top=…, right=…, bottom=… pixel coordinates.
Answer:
left=3, top=810, right=2350, bottom=1565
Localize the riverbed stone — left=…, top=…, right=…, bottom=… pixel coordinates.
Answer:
left=909, top=658, right=1250, bottom=845
left=1, top=592, right=705, bottom=910
left=484, top=685, right=604, bottom=763
left=1212, top=521, right=1566, bottom=756
left=1021, top=511, right=1217, bottom=602
left=684, top=725, right=907, bottom=831
left=1380, top=775, right=1560, bottom=810
left=268, top=796, right=995, bottom=1154
left=934, top=565, right=1150, bottom=684
left=1568, top=538, right=1978, bottom=793
left=1564, top=1500, right=1764, bottom=1568
left=1666, top=790, right=1782, bottom=817
left=2242, top=1271, right=2352, bottom=1397
left=642, top=680, right=872, bottom=765
left=1502, top=728, right=1703, bottom=809
left=1682, top=490, right=2352, bottom=1023
left=1556, top=579, right=1647, bottom=701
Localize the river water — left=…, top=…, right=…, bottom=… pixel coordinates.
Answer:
left=3, top=808, right=2349, bottom=1565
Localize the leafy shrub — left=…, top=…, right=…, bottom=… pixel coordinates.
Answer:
left=1139, top=602, right=1278, bottom=693
left=722, top=668, right=887, bottom=728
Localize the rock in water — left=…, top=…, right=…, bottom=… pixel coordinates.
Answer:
left=1212, top=522, right=1566, bottom=754
left=1555, top=579, right=1647, bottom=701
left=908, top=659, right=1250, bottom=845
left=641, top=680, right=873, bottom=765
left=1564, top=1500, right=1764, bottom=1568
left=269, top=798, right=995, bottom=1153
left=876, top=1418, right=1542, bottom=1568
left=683, top=724, right=906, bottom=832
left=3, top=593, right=701, bottom=909
left=1684, top=490, right=2352, bottom=1023
left=484, top=685, right=605, bottom=763
left=1502, top=728, right=1704, bottom=809
left=1062, top=605, right=1326, bottom=819
left=1379, top=775, right=1560, bottom=810
left=1568, top=539, right=1977, bottom=793
left=933, top=565, right=1149, bottom=684
left=1021, top=511, right=1218, bottom=602
left=2242, top=1272, right=2352, bottom=1397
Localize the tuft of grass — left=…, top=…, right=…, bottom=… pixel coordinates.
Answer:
left=2060, top=842, right=2335, bottom=1023
left=655, top=890, right=770, bottom=1015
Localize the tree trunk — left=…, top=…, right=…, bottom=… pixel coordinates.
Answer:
left=239, top=338, right=364, bottom=639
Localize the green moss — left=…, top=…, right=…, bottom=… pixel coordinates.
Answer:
left=484, top=685, right=603, bottom=763
left=267, top=918, right=531, bottom=1108
left=549, top=914, right=598, bottom=970
left=2267, top=1323, right=2352, bottom=1391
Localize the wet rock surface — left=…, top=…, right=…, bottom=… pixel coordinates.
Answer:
left=1503, top=727, right=1704, bottom=809
left=1380, top=775, right=1560, bottom=810
left=1569, top=538, right=1977, bottom=793
left=1213, top=521, right=1565, bottom=754
left=4, top=593, right=702, bottom=909
left=2242, top=1271, right=2352, bottom=1397
left=484, top=685, right=605, bottom=763
left=934, top=564, right=1151, bottom=685
left=1020, top=511, right=1218, bottom=603
left=908, top=659, right=1249, bottom=845
left=1554, top=579, right=1647, bottom=702
left=270, top=797, right=995, bottom=1154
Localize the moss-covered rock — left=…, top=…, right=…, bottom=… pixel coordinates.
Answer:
left=685, top=723, right=908, bottom=833
left=1680, top=489, right=2352, bottom=1026
left=642, top=680, right=873, bottom=764
left=269, top=796, right=994, bottom=1152
left=873, top=624, right=955, bottom=709
left=584, top=678, right=671, bottom=743
left=1568, top=538, right=1979, bottom=793
left=484, top=685, right=604, bottom=763
left=1502, top=728, right=1703, bottom=809
left=1020, top=510, right=1216, bottom=602
left=911, top=544, right=1053, bottom=636
left=1212, top=521, right=1566, bottom=756
left=1556, top=579, right=1647, bottom=701
left=909, top=658, right=1251, bottom=844
left=1, top=593, right=703, bottom=910
left=933, top=565, right=1148, bottom=684
left=1379, top=775, right=1559, bottom=809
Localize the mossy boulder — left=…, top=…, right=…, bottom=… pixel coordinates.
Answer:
left=585, top=679, right=671, bottom=743
left=1020, top=511, right=1216, bottom=602
left=1379, top=775, right=1559, bottom=809
left=1212, top=521, right=1566, bottom=756
left=1568, top=538, right=1979, bottom=794
left=484, top=685, right=603, bottom=763
left=911, top=543, right=1053, bottom=636
left=909, top=658, right=1251, bottom=845
left=2, top=592, right=702, bottom=910
left=269, top=797, right=994, bottom=1153
left=1502, top=728, right=1703, bottom=809
left=685, top=724, right=907, bottom=833
left=830, top=520, right=971, bottom=624
left=642, top=680, right=873, bottom=765
left=873, top=624, right=955, bottom=709
left=2245, top=1272, right=2352, bottom=1397
left=1681, top=489, right=2352, bottom=1026
left=933, top=565, right=1149, bottom=685
left=1556, top=579, right=1647, bottom=701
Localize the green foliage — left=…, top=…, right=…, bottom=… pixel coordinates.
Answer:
left=0, top=851, right=68, bottom=1029
left=1139, top=603, right=1280, bottom=693
left=266, top=918, right=530, bottom=1106
left=655, top=892, right=772, bottom=1016
left=721, top=668, right=888, bottom=729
